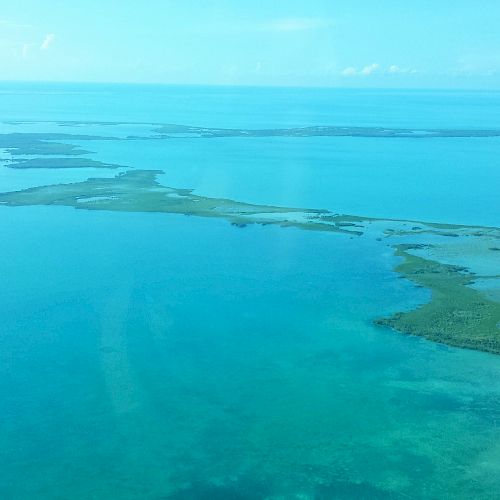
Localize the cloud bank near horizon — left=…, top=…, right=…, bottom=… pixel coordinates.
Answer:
left=341, top=63, right=417, bottom=77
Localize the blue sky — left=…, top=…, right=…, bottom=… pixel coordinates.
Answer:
left=1, top=0, right=500, bottom=88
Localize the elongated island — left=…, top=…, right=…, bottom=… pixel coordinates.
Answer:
left=1, top=169, right=498, bottom=354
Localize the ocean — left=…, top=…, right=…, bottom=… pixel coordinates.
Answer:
left=0, top=83, right=499, bottom=499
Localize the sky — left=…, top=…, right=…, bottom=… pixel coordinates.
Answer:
left=1, top=0, right=500, bottom=89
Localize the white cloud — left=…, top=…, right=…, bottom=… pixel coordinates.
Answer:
left=40, top=33, right=55, bottom=50
left=360, top=63, right=380, bottom=76
left=341, top=66, right=357, bottom=76
left=387, top=64, right=417, bottom=74
left=342, top=63, right=417, bottom=77
left=267, top=17, right=332, bottom=32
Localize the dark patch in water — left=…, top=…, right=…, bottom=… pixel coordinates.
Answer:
left=390, top=388, right=465, bottom=413
left=164, top=478, right=273, bottom=500
left=314, top=478, right=392, bottom=499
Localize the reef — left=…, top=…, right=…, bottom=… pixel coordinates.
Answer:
left=0, top=169, right=498, bottom=355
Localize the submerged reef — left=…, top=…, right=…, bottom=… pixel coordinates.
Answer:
left=0, top=169, right=498, bottom=355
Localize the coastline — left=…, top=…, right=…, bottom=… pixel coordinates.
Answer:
left=0, top=169, right=498, bottom=355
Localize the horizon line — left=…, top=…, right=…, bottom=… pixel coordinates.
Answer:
left=0, top=79, right=499, bottom=93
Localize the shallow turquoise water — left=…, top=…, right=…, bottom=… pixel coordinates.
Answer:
left=0, top=84, right=499, bottom=499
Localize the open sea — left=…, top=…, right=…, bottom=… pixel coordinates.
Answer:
left=0, top=83, right=499, bottom=499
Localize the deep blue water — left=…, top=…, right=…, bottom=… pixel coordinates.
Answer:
left=0, top=84, right=499, bottom=499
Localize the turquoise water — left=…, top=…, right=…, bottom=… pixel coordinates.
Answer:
left=0, top=84, right=500, bottom=499
left=82, top=135, right=500, bottom=225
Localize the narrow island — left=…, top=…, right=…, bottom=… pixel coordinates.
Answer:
left=0, top=169, right=498, bottom=354
left=0, top=132, right=122, bottom=169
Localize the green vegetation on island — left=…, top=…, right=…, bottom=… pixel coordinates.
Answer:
left=0, top=132, right=112, bottom=156
left=0, top=132, right=124, bottom=169
left=5, top=121, right=500, bottom=141
left=5, top=157, right=121, bottom=169
left=0, top=168, right=498, bottom=356
left=153, top=123, right=500, bottom=139
left=0, top=170, right=350, bottom=232
left=375, top=245, right=500, bottom=354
